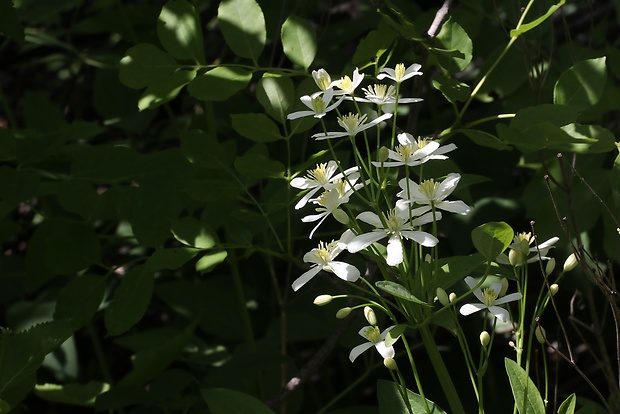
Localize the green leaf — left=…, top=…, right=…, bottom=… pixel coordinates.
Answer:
left=180, top=129, right=233, bottom=169
left=384, top=324, right=406, bottom=347
left=234, top=153, right=285, bottom=179
left=40, top=218, right=102, bottom=275
left=188, top=66, right=252, bottom=101
left=437, top=253, right=485, bottom=291
left=375, top=281, right=431, bottom=306
left=196, top=251, right=228, bottom=273
left=217, top=0, right=266, bottom=61
left=0, top=166, right=40, bottom=206
left=119, top=44, right=180, bottom=90
left=34, top=382, right=110, bottom=407
left=558, top=393, right=576, bottom=414
left=54, top=274, right=106, bottom=331
left=432, top=74, right=471, bottom=103
left=377, top=379, right=447, bottom=414
left=510, top=104, right=578, bottom=131
left=256, top=75, right=295, bottom=124
left=0, top=399, right=9, bottom=413
left=431, top=18, right=472, bottom=74
left=138, top=69, right=196, bottom=110
left=461, top=129, right=512, bottom=151
left=281, top=15, right=317, bottom=70
left=231, top=113, right=283, bottom=142
left=104, top=266, right=154, bottom=336
left=505, top=358, right=546, bottom=414
left=556, top=123, right=616, bottom=153
left=510, top=0, right=566, bottom=37
left=352, top=19, right=396, bottom=67
left=145, top=247, right=200, bottom=270
left=157, top=0, right=205, bottom=63
left=57, top=180, right=103, bottom=218
left=0, top=0, right=24, bottom=43
left=171, top=217, right=217, bottom=249
left=201, top=388, right=275, bottom=414
left=554, top=57, right=607, bottom=111
left=471, top=222, right=514, bottom=261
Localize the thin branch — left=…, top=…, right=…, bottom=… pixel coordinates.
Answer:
left=427, top=0, right=452, bottom=38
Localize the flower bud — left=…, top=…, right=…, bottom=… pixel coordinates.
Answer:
left=333, top=208, right=350, bottom=225
left=313, top=295, right=333, bottom=306
left=499, top=278, right=509, bottom=297
left=436, top=288, right=450, bottom=306
left=449, top=292, right=457, bottom=303
left=509, top=249, right=524, bottom=267
left=535, top=326, right=547, bottom=344
left=377, top=146, right=390, bottom=162
left=479, top=331, right=490, bottom=347
left=549, top=284, right=559, bottom=296
left=364, top=306, right=377, bottom=326
left=383, top=357, right=398, bottom=371
left=545, top=258, right=556, bottom=275
left=336, top=307, right=352, bottom=319
left=563, top=253, right=578, bottom=272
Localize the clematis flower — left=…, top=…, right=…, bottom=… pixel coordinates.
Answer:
left=292, top=230, right=360, bottom=291
left=459, top=276, right=522, bottom=323
left=495, top=232, right=559, bottom=267
left=377, top=63, right=423, bottom=83
left=349, top=325, right=395, bottom=363
left=347, top=209, right=439, bottom=266
left=287, top=89, right=343, bottom=120
left=333, top=67, right=364, bottom=95
left=396, top=173, right=471, bottom=217
left=352, top=84, right=423, bottom=109
left=312, top=68, right=334, bottom=92
left=290, top=160, right=359, bottom=210
left=312, top=112, right=393, bottom=140
left=372, top=133, right=456, bottom=168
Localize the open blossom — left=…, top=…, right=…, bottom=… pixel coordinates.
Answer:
left=349, top=325, right=395, bottom=363
left=396, top=173, right=471, bottom=217
left=377, top=63, right=422, bottom=83
left=290, top=160, right=359, bottom=210
left=459, top=276, right=522, bottom=323
left=347, top=209, right=439, bottom=266
left=372, top=133, right=456, bottom=168
left=352, top=84, right=423, bottom=109
left=496, top=232, right=559, bottom=266
left=292, top=230, right=359, bottom=291
left=312, top=112, right=393, bottom=140
left=312, top=68, right=334, bottom=91
left=287, top=88, right=342, bottom=120
left=333, top=67, right=364, bottom=95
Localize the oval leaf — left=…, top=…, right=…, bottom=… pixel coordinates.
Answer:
left=218, top=0, right=266, bottom=61
left=256, top=75, right=295, bottom=124
left=281, top=15, right=317, bottom=70
left=104, top=266, right=154, bottom=336
left=557, top=393, right=576, bottom=414
left=119, top=44, right=179, bottom=90
left=188, top=66, right=252, bottom=101
left=505, top=358, right=546, bottom=414
left=54, top=274, right=106, bottom=331
left=375, top=281, right=431, bottom=306
left=231, top=113, right=283, bottom=142
left=201, top=388, right=274, bottom=414
left=157, top=0, right=205, bottom=63
left=471, top=222, right=514, bottom=261
left=554, top=57, right=607, bottom=111
left=377, top=380, right=447, bottom=414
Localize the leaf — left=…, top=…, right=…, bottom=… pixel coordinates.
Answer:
left=138, top=69, right=196, bottom=110
left=557, top=393, right=576, bottom=414
left=461, top=129, right=512, bottom=151
left=34, top=382, right=110, bottom=406
left=171, top=217, right=218, bottom=249
left=556, top=123, right=616, bottom=153
left=505, top=358, right=546, bottom=414
left=510, top=0, right=566, bottom=37
left=384, top=324, right=406, bottom=347
left=104, top=266, right=154, bottom=336
left=554, top=57, right=607, bottom=111
left=510, top=104, right=578, bottom=131
left=188, top=66, right=252, bottom=101
left=40, top=218, right=102, bottom=275
left=157, top=0, right=205, bottom=63
left=432, top=74, right=471, bottom=103
left=256, top=75, right=295, bottom=124
left=375, top=281, right=431, bottom=306
left=471, top=222, right=514, bottom=261
left=437, top=253, right=485, bottom=291
left=231, top=113, right=283, bottom=142
left=54, top=274, right=106, bottom=331
left=352, top=19, right=396, bottom=67
left=234, top=153, right=285, bottom=179
left=201, top=388, right=275, bottom=414
left=281, top=15, right=317, bottom=70
left=0, top=0, right=24, bottom=43
left=57, top=180, right=103, bottom=218
left=377, top=379, right=447, bottom=414
left=180, top=129, right=233, bottom=169
left=431, top=18, right=472, bottom=74
left=0, top=166, right=40, bottom=206
left=218, top=0, right=266, bottom=61
left=196, top=251, right=228, bottom=273
left=145, top=247, right=200, bottom=270
left=119, top=43, right=180, bottom=90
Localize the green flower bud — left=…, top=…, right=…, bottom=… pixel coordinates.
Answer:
left=535, top=326, right=547, bottom=344
left=383, top=357, right=398, bottom=371
left=336, top=307, right=352, bottom=319
left=449, top=292, right=457, bottom=303
left=313, top=295, right=333, bottom=306
left=364, top=306, right=377, bottom=326
left=509, top=249, right=524, bottom=267
left=563, top=253, right=578, bottom=272
left=333, top=208, right=349, bottom=225
left=546, top=258, right=556, bottom=275
left=549, top=284, right=559, bottom=296
left=436, top=288, right=450, bottom=306
left=499, top=278, right=509, bottom=297
left=479, top=331, right=490, bottom=347
left=377, top=146, right=390, bottom=162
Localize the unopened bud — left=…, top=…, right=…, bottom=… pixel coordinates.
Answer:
left=313, top=295, right=333, bottom=306
left=336, top=307, right=352, bottom=319
left=378, top=146, right=390, bottom=162
left=509, top=249, right=524, bottom=267
left=333, top=208, right=349, bottom=225
left=535, top=326, right=547, bottom=344
left=480, top=331, right=490, bottom=347
left=499, top=278, right=509, bottom=297
left=364, top=306, right=377, bottom=326
left=449, top=292, right=457, bottom=303
left=563, top=253, right=578, bottom=272
left=549, top=284, right=559, bottom=296
left=383, top=357, right=398, bottom=370
left=436, top=288, right=450, bottom=306
left=546, top=258, right=556, bottom=275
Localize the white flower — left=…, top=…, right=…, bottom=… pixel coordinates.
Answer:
left=347, top=209, right=439, bottom=266
left=372, top=134, right=456, bottom=168
left=312, top=112, right=393, bottom=140
left=292, top=230, right=360, bottom=291
left=377, top=63, right=422, bottom=83
left=352, top=84, right=423, bottom=108
left=396, top=173, right=471, bottom=216
left=290, top=161, right=359, bottom=210
left=312, top=68, right=333, bottom=91
left=333, top=68, right=364, bottom=95
left=349, top=325, right=395, bottom=363
left=496, top=232, right=559, bottom=266
left=459, top=276, right=522, bottom=323
left=287, top=89, right=343, bottom=120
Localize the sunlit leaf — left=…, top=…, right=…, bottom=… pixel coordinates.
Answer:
left=157, top=0, right=204, bottom=63
left=119, top=44, right=180, bottom=89
left=554, top=57, right=607, bottom=111
left=188, top=66, right=252, bottom=101
left=471, top=222, right=513, bottom=261
left=217, top=0, right=266, bottom=61
left=231, top=113, right=283, bottom=142
left=505, top=359, right=546, bottom=414
left=281, top=15, right=317, bottom=70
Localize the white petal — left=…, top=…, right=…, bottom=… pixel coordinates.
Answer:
left=398, top=97, right=424, bottom=104
left=301, top=212, right=326, bottom=223
left=459, top=303, right=486, bottom=316
left=401, top=230, right=438, bottom=247
left=488, top=305, right=510, bottom=323
left=349, top=342, right=374, bottom=363
left=397, top=132, right=415, bottom=146
left=356, top=211, right=383, bottom=227
left=371, top=161, right=405, bottom=168
left=290, top=177, right=313, bottom=190
left=287, top=110, right=315, bottom=120
left=494, top=292, right=523, bottom=305
left=347, top=232, right=386, bottom=253
left=375, top=341, right=395, bottom=359
left=294, top=187, right=321, bottom=210
left=433, top=143, right=457, bottom=155
left=308, top=215, right=329, bottom=239
left=536, top=237, right=559, bottom=250
left=329, top=261, right=360, bottom=282
left=291, top=266, right=321, bottom=291
left=436, top=173, right=461, bottom=200
left=386, top=235, right=404, bottom=266
left=410, top=211, right=441, bottom=226
left=436, top=200, right=471, bottom=215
